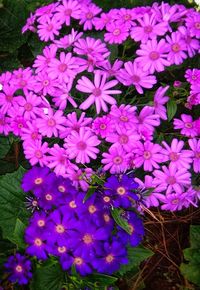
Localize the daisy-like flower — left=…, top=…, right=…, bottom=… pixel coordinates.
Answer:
left=37, top=17, right=62, bottom=42
left=35, top=3, right=58, bottom=23
left=130, top=12, right=168, bottom=43
left=21, top=121, right=41, bottom=145
left=162, top=139, right=193, bottom=169
left=11, top=67, right=36, bottom=93
left=77, top=71, right=121, bottom=114
left=0, top=84, right=20, bottom=114
left=135, top=39, right=170, bottom=74
left=153, top=164, right=191, bottom=195
left=64, top=127, right=100, bottom=164
left=54, top=29, right=83, bottom=49
left=114, top=8, right=136, bottom=28
left=79, top=3, right=102, bottom=30
left=54, top=0, right=81, bottom=26
left=185, top=68, right=200, bottom=84
left=0, top=112, right=10, bottom=135
left=36, top=109, right=66, bottom=138
left=34, top=71, right=59, bottom=96
left=93, top=11, right=114, bottom=30
left=23, top=140, right=49, bottom=167
left=109, top=104, right=137, bottom=130
left=22, top=12, right=36, bottom=34
left=173, top=114, right=198, bottom=137
left=92, top=115, right=114, bottom=138
left=97, top=59, right=123, bottom=79
left=133, top=141, right=163, bottom=171
left=136, top=106, right=160, bottom=134
left=66, top=167, right=93, bottom=191
left=104, top=21, right=129, bottom=44
left=118, top=61, right=157, bottom=94
left=188, top=138, right=200, bottom=173
left=47, top=144, right=71, bottom=176
left=18, top=92, right=43, bottom=120
left=185, top=12, right=200, bottom=39
left=102, top=146, right=131, bottom=174
left=153, top=86, right=169, bottom=120
left=33, top=44, right=57, bottom=73
left=48, top=52, right=79, bottom=83
left=165, top=32, right=187, bottom=65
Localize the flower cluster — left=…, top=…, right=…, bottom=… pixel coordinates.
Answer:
left=21, top=166, right=144, bottom=276
left=185, top=68, right=200, bottom=108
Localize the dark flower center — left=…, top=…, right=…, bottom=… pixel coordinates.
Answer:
left=93, top=88, right=102, bottom=97
left=169, top=152, right=179, bottom=161
left=172, top=43, right=180, bottom=52
left=167, top=176, right=176, bottom=185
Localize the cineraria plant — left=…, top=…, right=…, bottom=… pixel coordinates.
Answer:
left=0, top=0, right=199, bottom=289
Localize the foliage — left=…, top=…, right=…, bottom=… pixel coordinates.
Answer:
left=180, top=225, right=200, bottom=287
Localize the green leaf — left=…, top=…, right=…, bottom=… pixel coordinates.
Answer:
left=83, top=186, right=97, bottom=203
left=180, top=225, right=200, bottom=287
left=118, top=245, right=153, bottom=276
left=111, top=208, right=131, bottom=234
left=0, top=167, right=29, bottom=241
left=167, top=99, right=177, bottom=121
left=143, top=187, right=155, bottom=197
left=0, top=135, right=12, bottom=159
left=88, top=273, right=118, bottom=286
left=12, top=218, right=26, bottom=249
left=30, top=262, right=65, bottom=290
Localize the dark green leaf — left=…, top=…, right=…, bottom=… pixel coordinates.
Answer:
left=167, top=99, right=177, bottom=121
left=0, top=167, right=29, bottom=241
left=0, top=135, right=12, bottom=159
left=118, top=245, right=153, bottom=276
left=111, top=208, right=131, bottom=234
left=143, top=187, right=155, bottom=197
left=30, top=262, right=65, bottom=290
left=11, top=218, right=26, bottom=249
left=83, top=186, right=97, bottom=203
left=88, top=273, right=118, bottom=286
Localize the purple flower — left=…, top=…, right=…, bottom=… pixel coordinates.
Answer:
left=4, top=254, right=32, bottom=285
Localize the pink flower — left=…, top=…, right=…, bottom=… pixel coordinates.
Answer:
left=37, top=17, right=62, bottom=42
left=135, top=39, right=170, bottom=74
left=0, top=71, right=12, bottom=86
left=34, top=72, right=59, bottom=96
left=136, top=106, right=160, bottom=134
left=165, top=32, right=187, bottom=65
left=0, top=112, right=10, bottom=135
left=173, top=114, right=198, bottom=137
left=54, top=29, right=83, bottom=48
left=106, top=127, right=140, bottom=153
left=159, top=192, right=190, bottom=212
left=66, top=167, right=93, bottom=191
left=79, top=3, right=102, bottom=30
left=54, top=0, right=81, bottom=26
left=134, top=175, right=162, bottom=208
left=64, top=127, right=100, bottom=164
left=8, top=108, right=27, bottom=136
left=22, top=13, right=36, bottom=34
left=162, top=138, right=193, bottom=169
left=104, top=21, right=129, bottom=44
left=186, top=12, right=200, bottom=39
left=52, top=83, right=77, bottom=110
left=0, top=84, right=20, bottom=114
left=23, top=140, right=49, bottom=166
left=118, top=61, right=157, bottom=94
left=18, top=92, right=43, bottom=120
left=114, top=8, right=136, bottom=28
left=76, top=71, right=121, bottom=114
left=97, top=59, right=123, bottom=79
left=185, top=69, right=200, bottom=84
left=153, top=86, right=169, bottom=120
left=21, top=121, right=41, bottom=144
left=109, top=104, right=137, bottom=130
left=102, top=146, right=131, bottom=174
left=92, top=116, right=114, bottom=138
left=36, top=109, right=66, bottom=138
left=33, top=44, right=58, bottom=73
left=130, top=13, right=168, bottom=43
left=133, top=141, right=163, bottom=171
left=11, top=68, right=36, bottom=93
left=153, top=164, right=191, bottom=194
left=48, top=52, right=79, bottom=83
left=47, top=144, right=71, bottom=176
left=93, top=12, right=115, bottom=30
left=188, top=138, right=200, bottom=173
left=35, top=3, right=58, bottom=22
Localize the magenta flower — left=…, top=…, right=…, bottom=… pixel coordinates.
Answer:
left=133, top=141, right=163, bottom=171
left=135, top=39, right=170, bottom=74
left=23, top=140, right=49, bottom=167
left=136, top=106, right=160, bottom=134
left=21, top=121, right=41, bottom=145
left=22, top=12, right=36, bottom=34
left=104, top=21, right=129, bottom=44
left=8, top=108, right=27, bottom=137
left=47, top=144, right=71, bottom=176
left=109, top=104, right=137, bottom=130
left=54, top=0, right=81, bottom=26
left=76, top=71, right=121, bottom=114
left=186, top=12, right=200, bottom=39
left=118, top=61, right=157, bottom=94
left=35, top=3, right=58, bottom=22
left=18, top=92, right=42, bottom=120
left=153, top=164, right=191, bottom=195
left=64, top=127, right=100, bottom=164
left=36, top=109, right=66, bottom=138
left=153, top=86, right=169, bottom=120
left=0, top=84, right=20, bottom=114
left=34, top=72, right=59, bottom=96
left=0, top=112, right=10, bottom=135
left=97, top=59, right=123, bottom=79
left=102, top=146, right=131, bottom=174
left=33, top=44, right=57, bottom=73
left=115, top=8, right=136, bottom=28
left=185, top=69, right=200, bottom=84
left=66, top=167, right=93, bottom=191
left=188, top=138, right=200, bottom=173
left=165, top=32, right=187, bottom=65
left=11, top=68, right=36, bottom=93
left=48, top=52, right=79, bottom=83
left=130, top=13, right=168, bottom=43
left=92, top=116, right=114, bottom=138
left=159, top=193, right=190, bottom=212
left=79, top=3, right=102, bottom=30
left=173, top=114, right=198, bottom=137
left=162, top=138, right=193, bottom=169
left=37, top=17, right=62, bottom=42
left=134, top=175, right=163, bottom=208
left=54, top=29, right=83, bottom=49
left=93, top=11, right=113, bottom=30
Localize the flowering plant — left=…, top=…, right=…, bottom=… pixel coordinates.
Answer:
left=0, top=0, right=199, bottom=289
